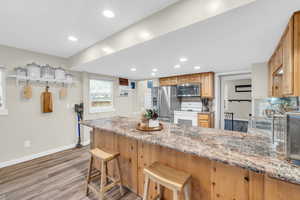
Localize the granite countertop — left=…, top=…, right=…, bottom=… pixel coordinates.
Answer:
left=81, top=116, right=300, bottom=185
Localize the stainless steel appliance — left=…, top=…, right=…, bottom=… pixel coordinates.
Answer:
left=151, top=86, right=180, bottom=122
left=177, top=83, right=201, bottom=97
left=285, top=112, right=300, bottom=161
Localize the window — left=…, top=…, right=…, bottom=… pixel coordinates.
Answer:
left=0, top=67, right=7, bottom=115
left=89, top=79, right=114, bottom=113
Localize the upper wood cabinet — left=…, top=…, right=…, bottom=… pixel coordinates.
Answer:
left=159, top=76, right=178, bottom=86
left=268, top=11, right=300, bottom=97
left=201, top=72, right=214, bottom=98
left=159, top=72, right=215, bottom=98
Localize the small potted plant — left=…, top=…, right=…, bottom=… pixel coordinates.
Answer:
left=141, top=109, right=159, bottom=128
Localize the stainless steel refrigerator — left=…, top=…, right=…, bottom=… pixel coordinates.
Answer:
left=151, top=86, right=180, bottom=122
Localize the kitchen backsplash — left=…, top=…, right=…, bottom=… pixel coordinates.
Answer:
left=253, top=97, right=299, bottom=117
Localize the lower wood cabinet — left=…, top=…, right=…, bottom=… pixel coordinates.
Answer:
left=198, top=113, right=214, bottom=128
left=92, top=129, right=300, bottom=200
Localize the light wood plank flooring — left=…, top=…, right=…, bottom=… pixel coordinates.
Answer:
left=0, top=146, right=141, bottom=200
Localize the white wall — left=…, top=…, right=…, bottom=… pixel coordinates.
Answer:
left=251, top=62, right=268, bottom=99
left=0, top=45, right=137, bottom=166
left=0, top=45, right=82, bottom=164
left=136, top=79, right=159, bottom=112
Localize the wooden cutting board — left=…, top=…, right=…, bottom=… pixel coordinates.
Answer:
left=59, top=87, right=67, bottom=99
left=42, top=86, right=53, bottom=113
left=23, top=85, right=32, bottom=99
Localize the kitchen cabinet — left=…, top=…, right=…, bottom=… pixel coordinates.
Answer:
left=268, top=11, right=300, bottom=97
left=282, top=19, right=294, bottom=96
left=177, top=75, right=191, bottom=84
left=159, top=72, right=215, bottom=98
left=198, top=113, right=214, bottom=128
left=159, top=76, right=177, bottom=86
left=201, top=72, right=214, bottom=98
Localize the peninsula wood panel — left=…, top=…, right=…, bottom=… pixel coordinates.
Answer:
left=92, top=129, right=139, bottom=193
left=249, top=172, right=264, bottom=200
left=90, top=129, right=300, bottom=200
left=211, top=162, right=250, bottom=200
left=137, top=141, right=212, bottom=200
left=264, top=176, right=300, bottom=200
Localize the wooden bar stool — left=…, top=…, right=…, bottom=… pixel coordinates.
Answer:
left=143, top=162, right=191, bottom=200
left=86, top=148, right=124, bottom=200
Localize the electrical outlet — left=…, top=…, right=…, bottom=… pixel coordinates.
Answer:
left=24, top=140, right=31, bottom=148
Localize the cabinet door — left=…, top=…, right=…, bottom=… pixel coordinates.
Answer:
left=201, top=72, right=214, bottom=98
left=177, top=75, right=190, bottom=84
left=282, top=20, right=294, bottom=96
left=275, top=46, right=283, bottom=70
left=273, top=74, right=283, bottom=98
left=168, top=76, right=178, bottom=85
left=188, top=74, right=201, bottom=83
left=159, top=77, right=169, bottom=86
left=268, top=62, right=273, bottom=97
left=199, top=121, right=210, bottom=128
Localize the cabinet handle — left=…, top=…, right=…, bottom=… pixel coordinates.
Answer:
left=244, top=176, right=249, bottom=182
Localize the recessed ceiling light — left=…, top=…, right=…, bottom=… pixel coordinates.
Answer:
left=209, top=1, right=221, bottom=12
left=102, top=10, right=115, bottom=18
left=174, top=64, right=181, bottom=69
left=68, top=36, right=78, bottom=42
left=180, top=57, right=188, bottom=62
left=102, top=47, right=114, bottom=54
left=151, top=72, right=156, bottom=76
left=140, top=31, right=152, bottom=40
left=130, top=68, right=137, bottom=72
left=152, top=68, right=158, bottom=72
left=194, top=66, right=201, bottom=70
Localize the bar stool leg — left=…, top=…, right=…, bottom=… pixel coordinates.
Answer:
left=143, top=174, right=150, bottom=200
left=183, top=181, right=191, bottom=200
left=99, top=160, right=106, bottom=200
left=116, top=157, right=124, bottom=195
left=173, top=189, right=178, bottom=200
left=158, top=184, right=163, bottom=200
left=86, top=156, right=93, bottom=196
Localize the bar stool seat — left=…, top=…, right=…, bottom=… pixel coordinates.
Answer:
left=86, top=148, right=124, bottom=200
left=90, top=148, right=120, bottom=162
left=143, top=162, right=191, bottom=200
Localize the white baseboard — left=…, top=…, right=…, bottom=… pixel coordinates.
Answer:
left=0, top=140, right=91, bottom=169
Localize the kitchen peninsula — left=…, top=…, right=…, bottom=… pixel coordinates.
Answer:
left=82, top=116, right=300, bottom=200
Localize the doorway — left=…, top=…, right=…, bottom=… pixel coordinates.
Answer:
left=216, top=72, right=252, bottom=132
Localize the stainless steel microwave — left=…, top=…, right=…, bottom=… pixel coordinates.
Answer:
left=285, top=112, right=300, bottom=160
left=177, top=84, right=201, bottom=97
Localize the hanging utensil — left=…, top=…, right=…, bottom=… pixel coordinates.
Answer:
left=42, top=85, right=53, bottom=113
left=23, top=80, right=32, bottom=99
left=59, top=83, right=67, bottom=99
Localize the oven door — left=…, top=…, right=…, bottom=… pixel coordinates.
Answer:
left=174, top=111, right=198, bottom=126
left=177, top=84, right=201, bottom=97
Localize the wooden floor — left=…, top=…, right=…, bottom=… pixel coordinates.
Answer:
left=0, top=146, right=141, bottom=200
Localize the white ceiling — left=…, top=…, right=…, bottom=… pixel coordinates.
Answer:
left=0, top=0, right=178, bottom=57
left=74, top=0, right=300, bottom=80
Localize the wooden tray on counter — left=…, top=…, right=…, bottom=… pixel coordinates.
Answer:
left=136, top=123, right=163, bottom=132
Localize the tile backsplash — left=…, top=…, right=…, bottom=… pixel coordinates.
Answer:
left=254, top=97, right=299, bottom=117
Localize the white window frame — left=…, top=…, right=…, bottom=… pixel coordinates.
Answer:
left=0, top=66, right=8, bottom=115
left=89, top=79, right=115, bottom=113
